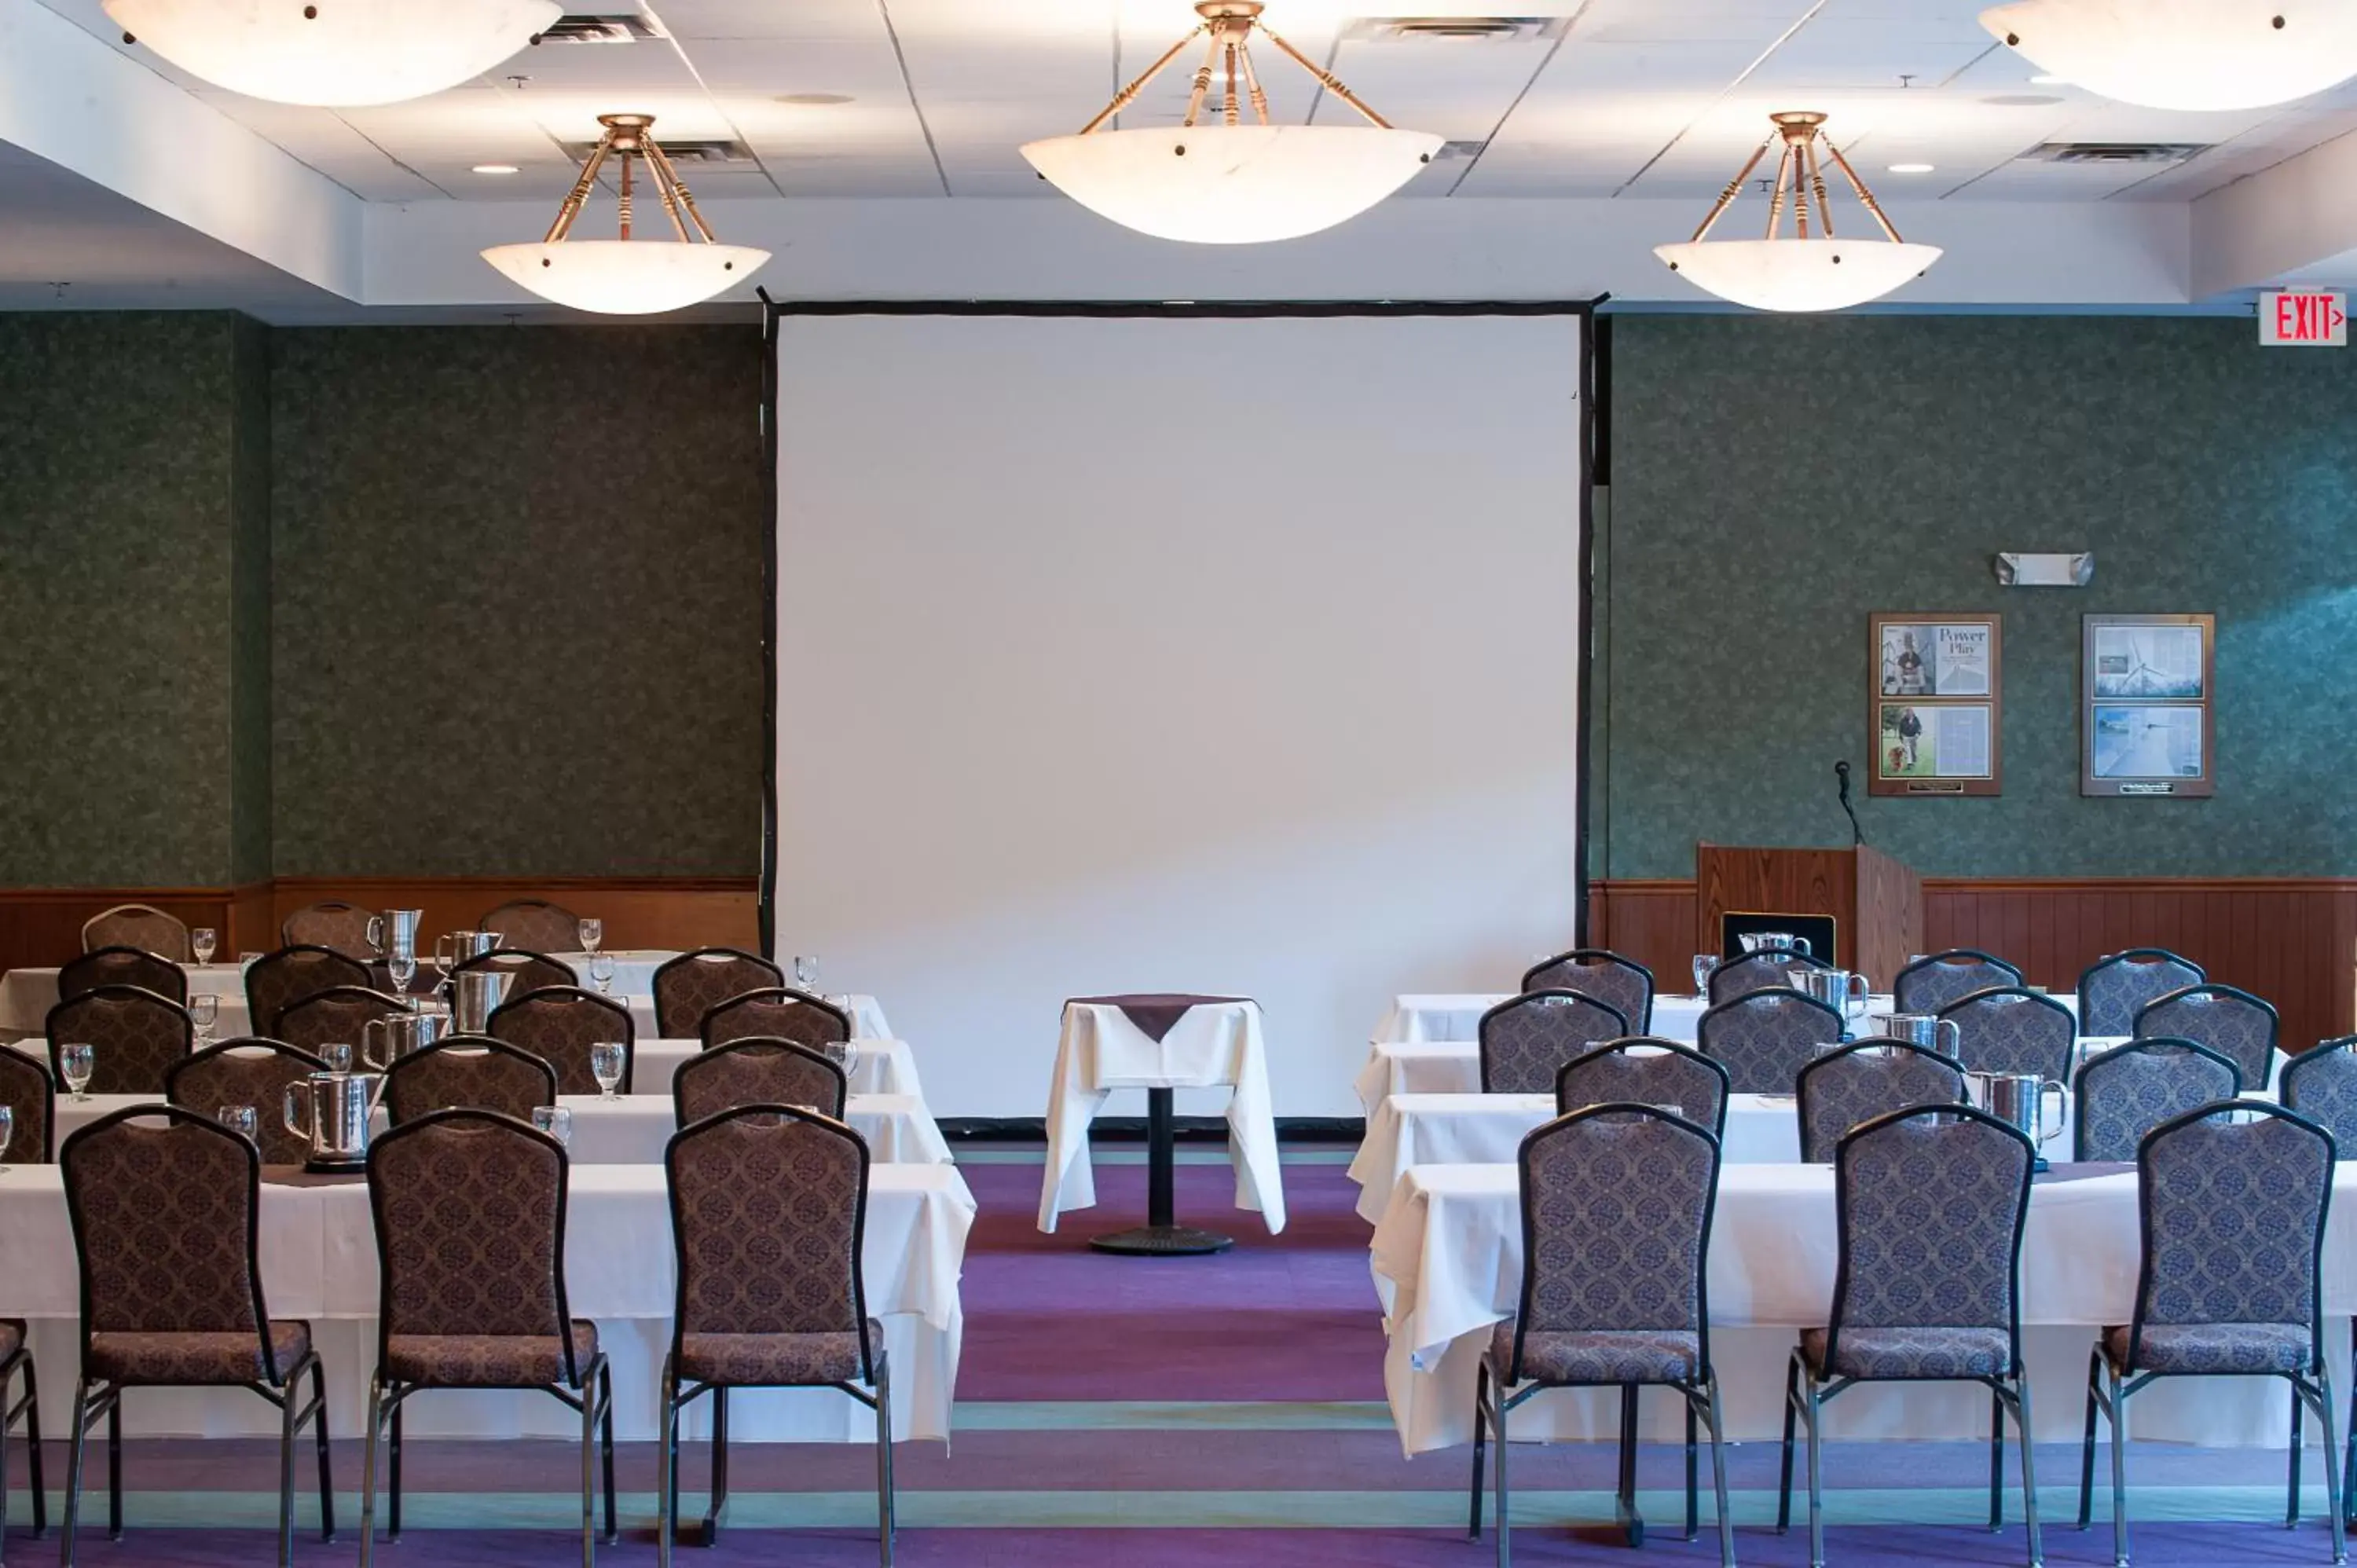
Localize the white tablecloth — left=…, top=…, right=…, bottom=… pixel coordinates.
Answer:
left=0, top=1160, right=970, bottom=1445
left=1369, top=1160, right=2355, bottom=1455
left=1037, top=998, right=1285, bottom=1235
left=1375, top=990, right=2084, bottom=1050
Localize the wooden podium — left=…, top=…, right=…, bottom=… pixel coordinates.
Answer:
left=1694, top=843, right=1923, bottom=992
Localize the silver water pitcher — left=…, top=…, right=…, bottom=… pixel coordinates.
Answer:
left=431, top=930, right=500, bottom=986
left=1787, top=967, right=1869, bottom=1019
left=1867, top=1011, right=1963, bottom=1057
left=367, top=908, right=423, bottom=962
left=1967, top=1070, right=2066, bottom=1167
left=450, top=969, right=511, bottom=1033
left=362, top=1006, right=449, bottom=1072
left=283, top=1069, right=387, bottom=1173
left=1739, top=931, right=1812, bottom=956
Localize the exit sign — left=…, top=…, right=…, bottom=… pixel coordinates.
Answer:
left=2260, top=290, right=2348, bottom=346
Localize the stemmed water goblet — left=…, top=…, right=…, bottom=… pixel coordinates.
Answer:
left=60, top=1043, right=94, bottom=1102
left=321, top=1043, right=353, bottom=1075
left=531, top=1105, right=573, bottom=1148
left=218, top=1105, right=258, bottom=1144
left=191, top=928, right=218, bottom=966
left=591, top=1042, right=626, bottom=1101
left=387, top=950, right=417, bottom=998
left=1692, top=954, right=1721, bottom=998
left=190, top=993, right=219, bottom=1046
left=577, top=918, right=603, bottom=958
left=589, top=951, right=617, bottom=996
left=794, top=955, right=820, bottom=995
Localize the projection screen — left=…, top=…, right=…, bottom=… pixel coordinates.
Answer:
left=768, top=307, right=1589, bottom=1119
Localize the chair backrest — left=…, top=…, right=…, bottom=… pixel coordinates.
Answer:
left=1708, top=948, right=1828, bottom=1003
left=1796, top=1040, right=1968, bottom=1163
left=1893, top=948, right=2025, bottom=1014
left=81, top=904, right=191, bottom=962
left=454, top=949, right=578, bottom=1004
left=673, top=1039, right=848, bottom=1126
left=368, top=1109, right=581, bottom=1385
left=166, top=1039, right=329, bottom=1166
left=478, top=900, right=584, bottom=958
left=2073, top=1037, right=2242, bottom=1163
left=273, top=985, right=408, bottom=1055
left=1695, top=989, right=1844, bottom=1094
left=1478, top=990, right=1631, bottom=1095
left=2134, top=983, right=2279, bottom=1090
left=702, top=987, right=854, bottom=1050
left=61, top=1106, right=284, bottom=1379
left=666, top=1105, right=875, bottom=1381
left=60, top=946, right=188, bottom=1006
left=2281, top=1039, right=2357, bottom=1153
left=0, top=1046, right=56, bottom=1163
left=1937, top=987, right=2076, bottom=1083
left=1553, top=1038, right=1728, bottom=1137
left=2078, top=948, right=2205, bottom=1037
left=1519, top=950, right=1654, bottom=1034
left=653, top=947, right=786, bottom=1039
left=280, top=900, right=380, bottom=961
left=2127, top=1103, right=2333, bottom=1372
left=1824, top=1105, right=2033, bottom=1368
left=244, top=946, right=372, bottom=1040
left=385, top=1036, right=559, bottom=1127
left=45, top=985, right=193, bottom=1095
left=1506, top=1104, right=1719, bottom=1383
left=488, top=986, right=634, bottom=1097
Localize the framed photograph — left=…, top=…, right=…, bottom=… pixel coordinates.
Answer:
left=2083, top=614, right=2214, bottom=797
left=1869, top=613, right=2002, bottom=796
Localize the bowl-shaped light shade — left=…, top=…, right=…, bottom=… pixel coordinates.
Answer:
left=1980, top=0, right=2357, bottom=111
left=1021, top=125, right=1443, bottom=244
left=481, top=241, right=773, bottom=315
left=1653, top=238, right=1945, bottom=313
left=102, top=0, right=561, bottom=107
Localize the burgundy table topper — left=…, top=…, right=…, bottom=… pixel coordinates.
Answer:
left=1066, top=994, right=1249, bottom=1044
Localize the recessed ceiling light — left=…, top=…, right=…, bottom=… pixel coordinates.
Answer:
left=1887, top=162, right=1935, bottom=174
left=2029, top=74, right=2070, bottom=85
left=775, top=92, right=855, bottom=106
left=473, top=163, right=521, bottom=174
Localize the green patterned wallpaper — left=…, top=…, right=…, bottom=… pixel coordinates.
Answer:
left=1600, top=313, right=2357, bottom=879
left=229, top=315, right=274, bottom=885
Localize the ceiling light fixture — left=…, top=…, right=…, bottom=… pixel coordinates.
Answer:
left=480, top=113, right=770, bottom=314
left=1655, top=112, right=1942, bottom=313
left=1887, top=162, right=1935, bottom=173
left=1019, top=1, right=1441, bottom=244
left=472, top=163, right=521, bottom=174
left=1981, top=0, right=2357, bottom=111
left=103, top=0, right=560, bottom=108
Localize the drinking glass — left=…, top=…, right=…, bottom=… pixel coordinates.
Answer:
left=0, top=1105, right=13, bottom=1176
left=588, top=952, right=617, bottom=995
left=577, top=918, right=603, bottom=957
left=794, top=954, right=819, bottom=993
left=590, top=1042, right=626, bottom=1100
left=1691, top=954, right=1721, bottom=996
left=531, top=1106, right=573, bottom=1148
left=321, top=1042, right=353, bottom=1075
left=387, top=953, right=417, bottom=997
left=218, top=1105, right=258, bottom=1143
left=192, top=928, right=218, bottom=965
left=190, top=993, right=219, bottom=1045
left=60, top=1043, right=94, bottom=1101
left=823, top=1040, right=852, bottom=1072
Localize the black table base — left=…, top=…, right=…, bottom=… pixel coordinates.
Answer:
left=1088, top=1086, right=1233, bottom=1256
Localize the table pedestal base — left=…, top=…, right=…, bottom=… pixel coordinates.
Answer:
left=1087, top=1086, right=1233, bottom=1257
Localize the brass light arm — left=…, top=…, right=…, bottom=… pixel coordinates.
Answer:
left=1764, top=136, right=1794, bottom=240
left=1803, top=134, right=1835, bottom=239
left=1823, top=138, right=1906, bottom=244
left=1182, top=30, right=1222, bottom=126
left=544, top=137, right=615, bottom=244
left=1259, top=25, right=1393, bottom=128
left=1688, top=134, right=1773, bottom=243
left=1238, top=42, right=1271, bottom=126
left=643, top=138, right=720, bottom=244
left=1076, top=26, right=1206, bottom=135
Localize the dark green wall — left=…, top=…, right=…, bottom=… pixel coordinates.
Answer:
left=1599, top=313, right=2357, bottom=880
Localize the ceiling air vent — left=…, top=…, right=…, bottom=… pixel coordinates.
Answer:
left=2021, top=141, right=2209, bottom=165
left=564, top=137, right=752, bottom=164
left=533, top=13, right=665, bottom=45
left=1433, top=139, right=1488, bottom=160
left=1340, top=16, right=1572, bottom=43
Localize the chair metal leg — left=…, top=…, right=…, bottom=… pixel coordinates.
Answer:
left=1989, top=1387, right=2007, bottom=1531
left=2296, top=1378, right=2310, bottom=1530
left=358, top=1376, right=383, bottom=1568
left=1494, top=1377, right=1512, bottom=1568
left=880, top=1357, right=898, bottom=1548
left=1684, top=1398, right=1699, bottom=1542
left=22, top=1356, right=46, bottom=1539
left=58, top=1382, right=90, bottom=1568
left=389, top=1401, right=404, bottom=1541
left=874, top=1356, right=894, bottom=1568
left=2078, top=1348, right=2101, bottom=1532
left=1615, top=1383, right=1644, bottom=1548
left=311, top=1359, right=335, bottom=1543
left=2317, top=1370, right=2348, bottom=1566
left=277, top=1367, right=299, bottom=1568
left=656, top=1362, right=678, bottom=1568
left=1704, top=1379, right=1736, bottom=1568
left=1805, top=1379, right=1827, bottom=1568
left=104, top=1397, right=120, bottom=1541
left=702, top=1387, right=730, bottom=1546
left=2107, top=1367, right=2132, bottom=1568
left=579, top=1365, right=597, bottom=1568
left=600, top=1365, right=618, bottom=1545
left=1468, top=1360, right=1488, bottom=1541
left=1777, top=1352, right=1800, bottom=1534
left=2014, top=1376, right=2045, bottom=1568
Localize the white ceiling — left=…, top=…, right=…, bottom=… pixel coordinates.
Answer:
left=34, top=0, right=2357, bottom=216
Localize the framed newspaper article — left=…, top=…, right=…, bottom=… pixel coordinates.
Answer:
left=2082, top=614, right=2214, bottom=798
left=1869, top=613, right=2003, bottom=797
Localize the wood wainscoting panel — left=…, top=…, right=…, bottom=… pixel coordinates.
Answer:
left=1585, top=880, right=1700, bottom=996
left=0, top=886, right=261, bottom=979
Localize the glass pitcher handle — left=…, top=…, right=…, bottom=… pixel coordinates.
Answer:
left=283, top=1083, right=312, bottom=1144
left=2039, top=1080, right=2069, bottom=1145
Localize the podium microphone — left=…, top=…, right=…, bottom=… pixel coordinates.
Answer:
left=1835, top=760, right=1864, bottom=847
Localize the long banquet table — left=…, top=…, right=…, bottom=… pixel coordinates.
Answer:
left=0, top=1160, right=972, bottom=1445
left=1373, top=989, right=2083, bottom=1050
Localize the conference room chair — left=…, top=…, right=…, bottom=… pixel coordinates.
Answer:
left=280, top=900, right=381, bottom=961
left=360, top=1109, right=614, bottom=1566
left=1520, top=950, right=1655, bottom=1034
left=245, top=946, right=372, bottom=1042
left=2073, top=1039, right=2242, bottom=1164
left=653, top=947, right=786, bottom=1039
left=274, top=986, right=408, bottom=1057
left=490, top=986, right=635, bottom=1097
left=57, top=1107, right=332, bottom=1568
left=2134, top=982, right=2282, bottom=1091
left=0, top=1304, right=42, bottom=1563
left=1794, top=1040, right=1967, bottom=1163
left=674, top=1039, right=849, bottom=1126
left=1471, top=1104, right=1734, bottom=1568
left=43, top=987, right=192, bottom=1096
left=702, top=988, right=855, bottom=1051
left=659, top=1105, right=893, bottom=1565
left=2079, top=1102, right=2342, bottom=1566
left=57, top=946, right=187, bottom=1006
left=478, top=899, right=585, bottom=958
left=1553, top=1039, right=1729, bottom=1138
left=1477, top=991, right=1630, bottom=1096
left=1937, top=987, right=2077, bottom=1084
left=2281, top=1039, right=2357, bottom=1149
left=166, top=1039, right=330, bottom=1166
left=454, top=948, right=579, bottom=1006
left=78, top=904, right=189, bottom=962
left=1696, top=990, right=1844, bottom=1094
left=384, top=1038, right=559, bottom=1127
left=1781, top=1105, right=2041, bottom=1568
left=0, top=1046, right=54, bottom=1164
left=1708, top=948, right=1829, bottom=1004
left=2078, top=949, right=2206, bottom=1037
left=1893, top=948, right=2025, bottom=1014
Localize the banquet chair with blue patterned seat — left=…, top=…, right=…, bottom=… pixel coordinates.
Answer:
left=1894, top=948, right=2024, bottom=1014
left=1938, top=987, right=2077, bottom=1084
left=2073, top=1038, right=2242, bottom=1164
left=1554, top=1039, right=1730, bottom=1139
left=1697, top=989, right=1844, bottom=1095
left=2078, top=949, right=2205, bottom=1038
left=1708, top=949, right=1828, bottom=1004
left=1794, top=1039, right=1967, bottom=1163
left=1478, top=991, right=1629, bottom=1096
left=2135, top=983, right=2280, bottom=1092
left=1519, top=951, right=1655, bottom=1034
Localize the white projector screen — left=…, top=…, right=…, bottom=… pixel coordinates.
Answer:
left=769, top=309, right=1587, bottom=1119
